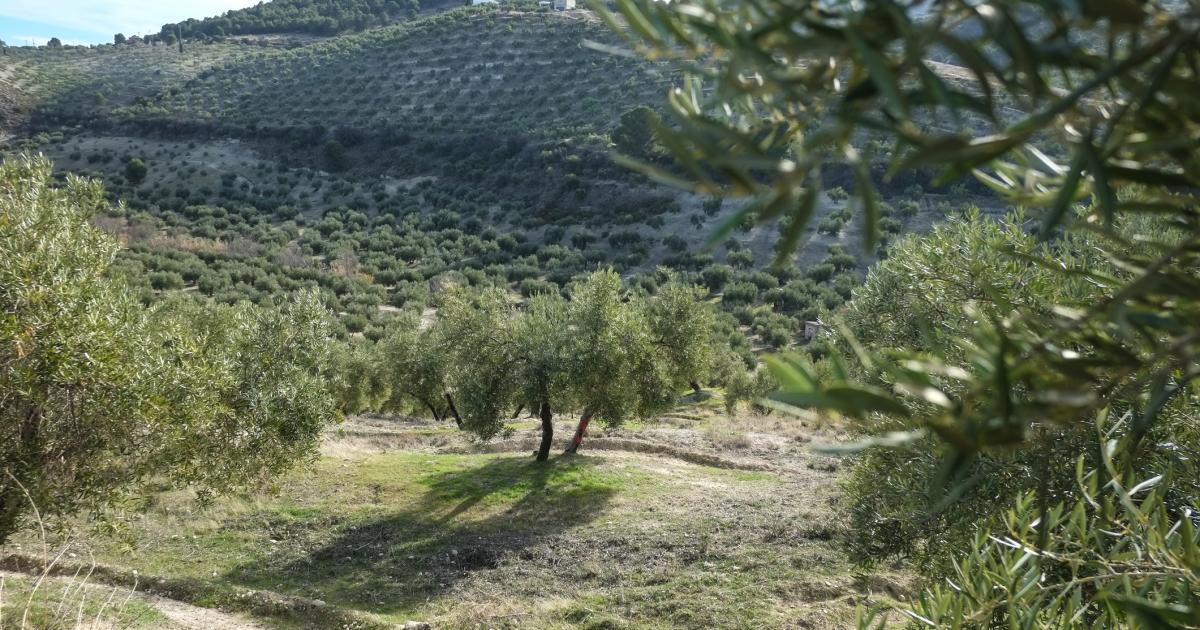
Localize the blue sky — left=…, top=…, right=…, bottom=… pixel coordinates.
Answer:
left=1, top=1, right=261, bottom=46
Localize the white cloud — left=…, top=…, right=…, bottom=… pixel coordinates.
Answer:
left=1, top=1, right=262, bottom=38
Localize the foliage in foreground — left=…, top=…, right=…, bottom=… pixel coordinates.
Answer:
left=0, top=155, right=341, bottom=545
left=603, top=0, right=1200, bottom=625
left=860, top=414, right=1200, bottom=629
left=834, top=211, right=1199, bottom=576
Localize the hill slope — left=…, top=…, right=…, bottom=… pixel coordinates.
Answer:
left=130, top=9, right=668, bottom=139
left=0, top=5, right=1005, bottom=351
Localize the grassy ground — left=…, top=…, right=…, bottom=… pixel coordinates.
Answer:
left=0, top=571, right=171, bottom=629
left=3, top=413, right=910, bottom=629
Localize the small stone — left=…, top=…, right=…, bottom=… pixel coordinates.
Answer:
left=403, top=621, right=431, bottom=630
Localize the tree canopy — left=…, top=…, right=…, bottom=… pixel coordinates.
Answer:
left=334, top=270, right=721, bottom=461
left=123, top=157, right=147, bottom=185
left=438, top=269, right=719, bottom=460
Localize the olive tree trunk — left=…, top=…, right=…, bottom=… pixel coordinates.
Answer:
left=444, top=393, right=463, bottom=428
left=537, top=402, right=554, bottom=462
left=563, top=410, right=595, bottom=455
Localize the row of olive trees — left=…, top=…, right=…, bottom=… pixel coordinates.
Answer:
left=337, top=270, right=723, bottom=461
left=0, top=156, right=342, bottom=546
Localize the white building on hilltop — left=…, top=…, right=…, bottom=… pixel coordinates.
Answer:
left=553, top=0, right=576, bottom=9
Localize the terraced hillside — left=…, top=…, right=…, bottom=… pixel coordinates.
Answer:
left=0, top=42, right=261, bottom=127
left=126, top=9, right=667, bottom=140
left=0, top=5, right=1005, bottom=353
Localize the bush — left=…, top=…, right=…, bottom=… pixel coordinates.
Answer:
left=721, top=281, right=757, bottom=305
left=148, top=270, right=185, bottom=290
left=699, top=264, right=732, bottom=292
left=519, top=277, right=558, bottom=297
left=726, top=248, right=755, bottom=268
left=124, top=158, right=147, bottom=185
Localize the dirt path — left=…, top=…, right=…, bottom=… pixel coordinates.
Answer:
left=144, top=592, right=268, bottom=630
left=0, top=570, right=267, bottom=630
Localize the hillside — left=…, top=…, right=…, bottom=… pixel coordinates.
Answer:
left=0, top=5, right=1003, bottom=352
left=129, top=10, right=668, bottom=139
left=0, top=41, right=259, bottom=126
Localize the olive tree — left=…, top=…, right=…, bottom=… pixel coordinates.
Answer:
left=123, top=158, right=147, bottom=186
left=149, top=292, right=339, bottom=496
left=514, top=291, right=577, bottom=461
left=560, top=269, right=648, bottom=455
left=331, top=338, right=391, bottom=415
left=563, top=271, right=719, bottom=454
left=437, top=286, right=520, bottom=441
left=376, top=315, right=450, bottom=423
left=644, top=275, right=716, bottom=395
left=0, top=156, right=340, bottom=544
left=610, top=105, right=661, bottom=161
left=436, top=270, right=719, bottom=461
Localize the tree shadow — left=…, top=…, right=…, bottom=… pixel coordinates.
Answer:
left=224, top=455, right=616, bottom=615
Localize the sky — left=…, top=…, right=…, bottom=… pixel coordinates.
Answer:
left=0, top=0, right=262, bottom=47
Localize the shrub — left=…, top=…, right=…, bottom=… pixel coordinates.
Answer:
left=721, top=281, right=758, bottom=305
left=124, top=158, right=147, bottom=185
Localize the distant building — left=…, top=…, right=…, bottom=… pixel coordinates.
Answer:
left=471, top=0, right=499, bottom=4
left=553, top=0, right=576, bottom=9
left=538, top=0, right=552, bottom=7
left=803, top=319, right=824, bottom=342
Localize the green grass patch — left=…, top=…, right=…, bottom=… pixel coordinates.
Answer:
left=11, top=450, right=870, bottom=628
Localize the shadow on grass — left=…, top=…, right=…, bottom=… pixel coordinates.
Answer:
left=225, top=455, right=617, bottom=615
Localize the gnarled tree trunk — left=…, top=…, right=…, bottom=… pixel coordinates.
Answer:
left=444, top=393, right=463, bottom=429
left=563, top=410, right=595, bottom=455
left=536, top=401, right=553, bottom=462
left=423, top=400, right=442, bottom=423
